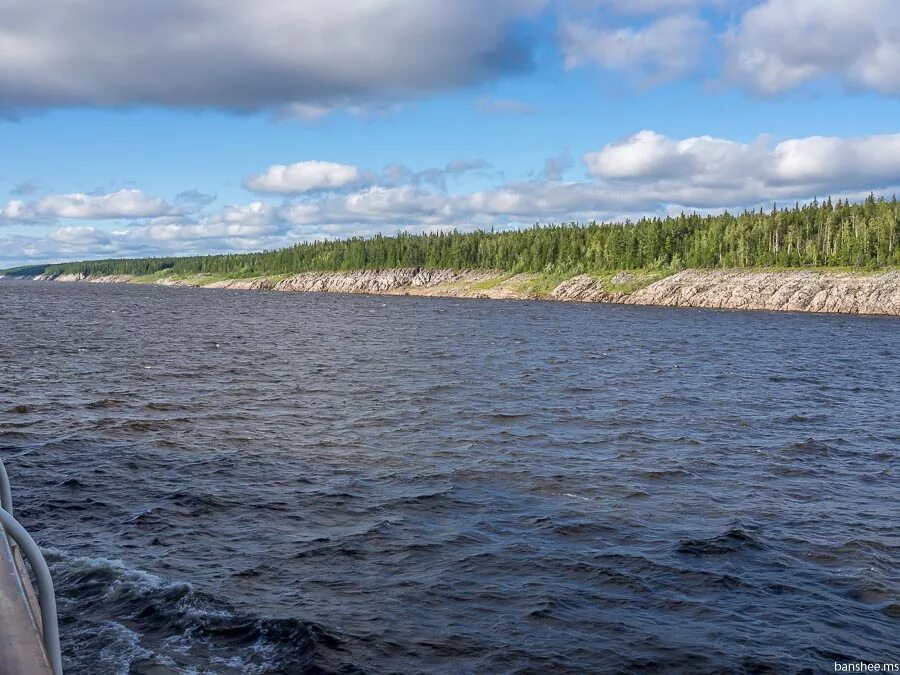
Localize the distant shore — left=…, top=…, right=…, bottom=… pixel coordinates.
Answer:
left=9, top=267, right=899, bottom=316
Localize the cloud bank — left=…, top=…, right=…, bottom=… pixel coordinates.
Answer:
left=4, top=130, right=899, bottom=268
left=1, top=0, right=897, bottom=118
left=1, top=189, right=180, bottom=223
left=0, top=0, right=544, bottom=116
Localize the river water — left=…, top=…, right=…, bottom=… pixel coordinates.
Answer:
left=1, top=280, right=898, bottom=674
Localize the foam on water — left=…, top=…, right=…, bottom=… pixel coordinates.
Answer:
left=45, top=548, right=349, bottom=673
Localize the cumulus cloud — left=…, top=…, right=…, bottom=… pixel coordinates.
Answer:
left=49, top=226, right=115, bottom=252
left=560, top=14, right=710, bottom=84
left=37, top=190, right=175, bottom=219
left=0, top=200, right=31, bottom=222
left=559, top=0, right=900, bottom=97
left=120, top=203, right=283, bottom=246
left=584, top=130, right=758, bottom=182
left=724, top=0, right=900, bottom=95
left=282, top=186, right=455, bottom=229
left=244, top=161, right=366, bottom=195
left=0, top=189, right=179, bottom=223
left=770, top=135, right=900, bottom=186
left=246, top=159, right=491, bottom=195
left=0, top=0, right=543, bottom=115
left=587, top=130, right=900, bottom=195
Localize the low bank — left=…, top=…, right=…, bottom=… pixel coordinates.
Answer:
left=18, top=268, right=900, bottom=316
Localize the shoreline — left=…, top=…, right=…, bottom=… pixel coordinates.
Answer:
left=11, top=267, right=900, bottom=316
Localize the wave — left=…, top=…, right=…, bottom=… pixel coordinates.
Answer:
left=677, top=528, right=766, bottom=556
left=44, top=549, right=357, bottom=674
left=85, top=399, right=127, bottom=409
left=784, top=438, right=839, bottom=456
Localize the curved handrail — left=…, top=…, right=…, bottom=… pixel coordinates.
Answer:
left=0, top=507, right=62, bottom=675
left=0, top=455, right=12, bottom=516
left=0, top=454, right=62, bottom=674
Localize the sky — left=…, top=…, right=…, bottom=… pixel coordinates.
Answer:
left=2, top=0, right=900, bottom=268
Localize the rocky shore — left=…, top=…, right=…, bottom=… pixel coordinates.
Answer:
left=21, top=268, right=900, bottom=316
left=622, top=269, right=900, bottom=315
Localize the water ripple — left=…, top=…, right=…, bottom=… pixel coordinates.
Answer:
left=1, top=280, right=899, bottom=673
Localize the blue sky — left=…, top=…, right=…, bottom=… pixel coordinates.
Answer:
left=2, top=0, right=900, bottom=268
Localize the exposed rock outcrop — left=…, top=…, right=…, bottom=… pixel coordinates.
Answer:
left=624, top=269, right=900, bottom=316
left=33, top=273, right=132, bottom=283
left=271, top=268, right=495, bottom=294
left=23, top=268, right=900, bottom=316
left=202, top=278, right=280, bottom=290
left=550, top=275, right=621, bottom=303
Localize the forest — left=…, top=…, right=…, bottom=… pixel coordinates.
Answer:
left=4, top=195, right=899, bottom=278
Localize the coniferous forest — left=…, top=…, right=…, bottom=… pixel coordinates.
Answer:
left=4, top=195, right=899, bottom=278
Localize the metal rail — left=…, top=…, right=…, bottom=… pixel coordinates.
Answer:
left=0, top=455, right=13, bottom=516
left=0, top=457, right=62, bottom=675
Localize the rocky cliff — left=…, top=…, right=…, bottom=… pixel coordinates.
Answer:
left=33, top=273, right=132, bottom=283
left=622, top=269, right=900, bottom=316
left=233, top=269, right=494, bottom=293
left=24, top=268, right=900, bottom=316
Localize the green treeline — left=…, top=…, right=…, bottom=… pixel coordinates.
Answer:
left=5, top=195, right=899, bottom=278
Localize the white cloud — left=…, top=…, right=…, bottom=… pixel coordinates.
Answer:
left=770, top=134, right=900, bottom=186
left=245, top=159, right=492, bottom=195
left=0, top=201, right=289, bottom=267
left=585, top=130, right=692, bottom=179
left=49, top=226, right=114, bottom=251
left=1, top=200, right=30, bottom=221
left=585, top=130, right=762, bottom=183
left=5, top=130, right=900, bottom=267
left=560, top=14, right=710, bottom=84
left=244, top=161, right=365, bottom=195
left=724, top=0, right=900, bottom=95
left=1, top=189, right=179, bottom=223
left=279, top=130, right=900, bottom=233
left=282, top=186, right=456, bottom=229
left=35, top=189, right=177, bottom=219
left=119, top=203, right=283, bottom=248
left=0, top=0, right=543, bottom=115
left=587, top=130, right=900, bottom=195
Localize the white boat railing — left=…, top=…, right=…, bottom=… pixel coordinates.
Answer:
left=0, top=456, right=63, bottom=675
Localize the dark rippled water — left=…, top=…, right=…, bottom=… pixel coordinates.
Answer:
left=1, top=280, right=899, bottom=674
